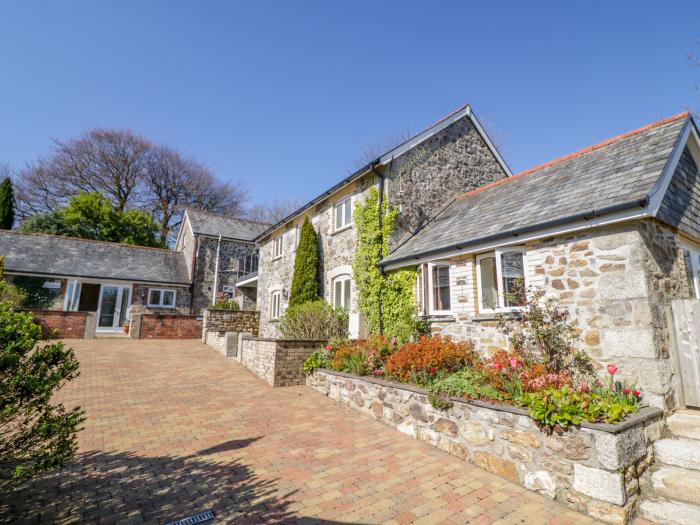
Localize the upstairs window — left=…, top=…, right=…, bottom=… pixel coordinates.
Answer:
left=476, top=247, right=526, bottom=314
left=272, top=236, right=283, bottom=259
left=270, top=291, right=282, bottom=320
left=682, top=246, right=700, bottom=299
left=333, top=275, right=352, bottom=310
left=147, top=288, right=176, bottom=308
left=427, top=263, right=451, bottom=315
left=335, top=196, right=352, bottom=231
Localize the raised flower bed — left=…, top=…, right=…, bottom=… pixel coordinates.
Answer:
left=308, top=368, right=663, bottom=525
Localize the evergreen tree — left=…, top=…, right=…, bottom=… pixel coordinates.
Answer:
left=288, top=216, right=320, bottom=308
left=0, top=177, right=15, bottom=230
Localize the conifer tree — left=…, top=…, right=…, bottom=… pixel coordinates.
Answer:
left=0, top=177, right=15, bottom=230
left=288, top=216, right=320, bottom=307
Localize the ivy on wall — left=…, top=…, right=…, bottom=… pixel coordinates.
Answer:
left=352, top=187, right=421, bottom=342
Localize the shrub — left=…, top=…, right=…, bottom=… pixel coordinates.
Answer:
left=210, top=299, right=240, bottom=310
left=0, top=257, right=26, bottom=307
left=0, top=284, right=84, bottom=481
left=278, top=300, right=348, bottom=340
left=303, top=349, right=332, bottom=374
left=288, top=216, right=320, bottom=308
left=386, top=336, right=478, bottom=383
left=331, top=343, right=369, bottom=375
left=428, top=369, right=504, bottom=410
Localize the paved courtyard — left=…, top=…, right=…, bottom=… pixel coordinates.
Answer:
left=1, top=339, right=602, bottom=525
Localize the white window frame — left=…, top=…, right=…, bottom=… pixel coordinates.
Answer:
left=147, top=287, right=177, bottom=308
left=272, top=236, right=283, bottom=259
left=682, top=243, right=700, bottom=299
left=475, top=247, right=527, bottom=315
left=270, top=290, right=282, bottom=320
left=294, top=224, right=300, bottom=249
left=332, top=275, right=352, bottom=310
left=334, top=196, right=353, bottom=232
left=426, top=263, right=452, bottom=315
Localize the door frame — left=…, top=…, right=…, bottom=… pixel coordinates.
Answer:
left=95, top=282, right=133, bottom=333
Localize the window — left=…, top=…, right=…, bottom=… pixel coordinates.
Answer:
left=147, top=288, right=176, bottom=308
left=334, top=196, right=352, bottom=231
left=333, top=275, right=352, bottom=310
left=270, top=291, right=282, bottom=320
left=427, top=263, right=451, bottom=314
left=476, top=247, right=526, bottom=313
left=682, top=246, right=700, bottom=299
left=294, top=224, right=300, bottom=249
left=272, top=236, right=283, bottom=259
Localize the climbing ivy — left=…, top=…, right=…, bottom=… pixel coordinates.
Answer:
left=352, top=187, right=421, bottom=343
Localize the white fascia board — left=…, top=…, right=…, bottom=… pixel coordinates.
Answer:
left=648, top=118, right=693, bottom=216
left=174, top=210, right=191, bottom=251
left=381, top=207, right=650, bottom=271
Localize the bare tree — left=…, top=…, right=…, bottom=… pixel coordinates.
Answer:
left=246, top=197, right=303, bottom=225
left=350, top=129, right=414, bottom=171
left=15, top=127, right=249, bottom=245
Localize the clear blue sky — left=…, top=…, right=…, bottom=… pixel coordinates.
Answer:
left=1, top=1, right=698, bottom=207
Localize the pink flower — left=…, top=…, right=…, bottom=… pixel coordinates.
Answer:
left=325, top=344, right=331, bottom=351
left=576, top=380, right=590, bottom=393
left=508, top=357, right=519, bottom=369
left=494, top=362, right=504, bottom=371
left=607, top=364, right=618, bottom=375
left=623, top=388, right=631, bottom=395
left=390, top=337, right=397, bottom=345
left=633, top=390, right=640, bottom=397
left=595, top=378, right=604, bottom=387
left=373, top=369, right=383, bottom=376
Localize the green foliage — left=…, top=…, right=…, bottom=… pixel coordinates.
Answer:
left=21, top=192, right=160, bottom=247
left=499, top=287, right=594, bottom=377
left=0, top=177, right=15, bottom=230
left=0, top=285, right=84, bottom=481
left=352, top=187, right=419, bottom=343
left=303, top=349, right=332, bottom=374
left=288, top=216, right=320, bottom=308
left=331, top=345, right=369, bottom=375
left=0, top=257, right=26, bottom=307
left=210, top=299, right=240, bottom=310
left=428, top=369, right=504, bottom=410
left=278, top=300, right=348, bottom=340
left=7, top=276, right=58, bottom=309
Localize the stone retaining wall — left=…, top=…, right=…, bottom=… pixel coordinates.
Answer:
left=240, top=337, right=324, bottom=387
left=308, top=369, right=665, bottom=525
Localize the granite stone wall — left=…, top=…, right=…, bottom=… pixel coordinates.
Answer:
left=308, top=369, right=664, bottom=525
left=431, top=220, right=689, bottom=410
left=131, top=283, right=192, bottom=316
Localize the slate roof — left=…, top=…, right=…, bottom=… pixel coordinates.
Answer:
left=186, top=209, right=269, bottom=242
left=380, top=112, right=691, bottom=267
left=0, top=231, right=191, bottom=284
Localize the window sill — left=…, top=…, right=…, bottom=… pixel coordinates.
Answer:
left=331, top=224, right=353, bottom=235
left=272, top=256, right=283, bottom=261
left=420, top=314, right=455, bottom=322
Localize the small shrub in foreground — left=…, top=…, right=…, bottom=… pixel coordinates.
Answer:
left=428, top=369, right=504, bottom=410
left=386, top=335, right=477, bottom=383
left=302, top=349, right=332, bottom=375
left=279, top=301, right=348, bottom=340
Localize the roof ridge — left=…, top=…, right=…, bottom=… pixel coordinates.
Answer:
left=457, top=111, right=690, bottom=201
left=185, top=207, right=271, bottom=227
left=0, top=229, right=175, bottom=253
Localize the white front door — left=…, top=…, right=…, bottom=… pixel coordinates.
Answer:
left=96, top=285, right=131, bottom=332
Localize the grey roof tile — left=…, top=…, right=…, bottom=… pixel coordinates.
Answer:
left=186, top=209, right=269, bottom=242
left=0, top=231, right=190, bottom=284
left=381, top=114, right=689, bottom=266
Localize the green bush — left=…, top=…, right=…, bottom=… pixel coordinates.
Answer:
left=0, top=282, right=84, bottom=481
left=303, top=349, right=332, bottom=374
left=210, top=299, right=239, bottom=310
left=278, top=300, right=348, bottom=340
left=428, top=369, right=504, bottom=410
left=288, top=216, right=320, bottom=308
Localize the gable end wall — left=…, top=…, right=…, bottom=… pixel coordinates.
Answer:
left=657, top=146, right=700, bottom=239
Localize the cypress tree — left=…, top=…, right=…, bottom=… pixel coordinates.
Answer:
left=288, top=216, right=320, bottom=308
left=0, top=177, right=15, bottom=230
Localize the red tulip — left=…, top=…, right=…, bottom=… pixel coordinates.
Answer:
left=494, top=362, right=504, bottom=371
left=623, top=388, right=631, bottom=395
left=428, top=367, right=437, bottom=375
left=633, top=390, right=640, bottom=397
left=607, top=364, right=618, bottom=375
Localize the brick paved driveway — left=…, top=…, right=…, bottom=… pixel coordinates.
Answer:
left=1, top=339, right=598, bottom=525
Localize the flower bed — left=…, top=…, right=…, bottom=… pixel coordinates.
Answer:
left=308, top=369, right=664, bottom=525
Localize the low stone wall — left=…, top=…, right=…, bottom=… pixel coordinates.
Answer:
left=201, top=309, right=260, bottom=352
left=138, top=314, right=203, bottom=339
left=24, top=310, right=94, bottom=339
left=241, top=337, right=323, bottom=387
left=308, top=369, right=665, bottom=525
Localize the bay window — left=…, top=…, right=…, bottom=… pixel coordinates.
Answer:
left=476, top=247, right=526, bottom=313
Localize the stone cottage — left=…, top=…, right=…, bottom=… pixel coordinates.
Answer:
left=254, top=104, right=511, bottom=338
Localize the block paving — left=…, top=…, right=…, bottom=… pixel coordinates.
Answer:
left=0, top=339, right=622, bottom=524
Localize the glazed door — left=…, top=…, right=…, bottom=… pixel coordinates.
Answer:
left=96, top=285, right=131, bottom=332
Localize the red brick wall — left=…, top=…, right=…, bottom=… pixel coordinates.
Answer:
left=140, top=314, right=203, bottom=339
left=25, top=310, right=87, bottom=339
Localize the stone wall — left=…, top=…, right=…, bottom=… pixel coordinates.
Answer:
left=138, top=314, right=203, bottom=339
left=431, top=220, right=688, bottom=410
left=256, top=113, right=508, bottom=338
left=131, top=284, right=192, bottom=316
left=25, top=310, right=90, bottom=339
left=200, top=309, right=260, bottom=355
left=240, top=337, right=324, bottom=387
left=308, top=369, right=664, bottom=525
left=192, top=236, right=258, bottom=314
